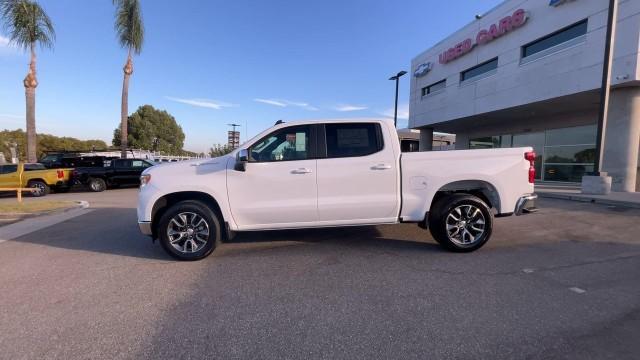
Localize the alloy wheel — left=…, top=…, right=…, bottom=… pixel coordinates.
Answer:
left=166, top=212, right=210, bottom=254
left=445, top=205, right=486, bottom=246
left=31, top=183, right=45, bottom=196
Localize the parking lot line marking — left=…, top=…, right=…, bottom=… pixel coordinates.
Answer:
left=569, top=287, right=586, bottom=294
left=522, top=268, right=535, bottom=273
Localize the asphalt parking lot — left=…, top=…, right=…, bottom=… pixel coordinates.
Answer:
left=0, top=188, right=639, bottom=359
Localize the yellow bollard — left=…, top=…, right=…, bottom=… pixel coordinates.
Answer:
left=17, top=162, right=23, bottom=203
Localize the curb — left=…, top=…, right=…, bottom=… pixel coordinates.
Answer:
left=537, top=192, right=640, bottom=209
left=0, top=201, right=92, bottom=244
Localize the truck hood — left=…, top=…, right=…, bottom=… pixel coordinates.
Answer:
left=143, top=155, right=232, bottom=178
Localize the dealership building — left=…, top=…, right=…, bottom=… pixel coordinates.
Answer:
left=409, top=0, right=640, bottom=191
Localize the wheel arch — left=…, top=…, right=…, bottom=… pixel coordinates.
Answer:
left=26, top=178, right=47, bottom=185
left=430, top=180, right=501, bottom=214
left=151, top=191, right=225, bottom=239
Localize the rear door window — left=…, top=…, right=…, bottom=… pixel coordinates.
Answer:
left=0, top=165, right=18, bottom=174
left=24, top=164, right=47, bottom=171
left=325, top=123, right=383, bottom=158
left=114, top=159, right=132, bottom=168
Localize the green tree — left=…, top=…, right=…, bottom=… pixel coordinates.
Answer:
left=113, top=0, right=144, bottom=158
left=0, top=129, right=107, bottom=161
left=209, top=144, right=234, bottom=157
left=112, top=105, right=185, bottom=155
left=0, top=0, right=55, bottom=162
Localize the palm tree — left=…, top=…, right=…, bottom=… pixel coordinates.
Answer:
left=0, top=0, right=54, bottom=162
left=113, top=0, right=144, bottom=158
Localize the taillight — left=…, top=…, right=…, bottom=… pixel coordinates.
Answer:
left=525, top=151, right=536, bottom=184
left=57, top=170, right=64, bottom=179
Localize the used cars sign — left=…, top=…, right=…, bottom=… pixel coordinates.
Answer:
left=439, top=9, right=528, bottom=64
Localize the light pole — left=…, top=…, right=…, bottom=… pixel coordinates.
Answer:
left=389, top=71, right=407, bottom=128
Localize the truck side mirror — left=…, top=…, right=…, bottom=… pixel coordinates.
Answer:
left=235, top=149, right=249, bottom=172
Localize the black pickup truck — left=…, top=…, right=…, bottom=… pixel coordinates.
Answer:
left=73, top=158, right=156, bottom=192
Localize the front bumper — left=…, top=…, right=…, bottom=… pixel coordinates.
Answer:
left=138, top=221, right=152, bottom=235
left=515, top=194, right=538, bottom=215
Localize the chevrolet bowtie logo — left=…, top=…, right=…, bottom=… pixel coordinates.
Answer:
left=413, top=62, right=433, bottom=78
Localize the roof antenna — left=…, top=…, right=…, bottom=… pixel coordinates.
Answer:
left=275, top=120, right=285, bottom=125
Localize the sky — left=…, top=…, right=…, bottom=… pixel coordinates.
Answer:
left=0, top=0, right=502, bottom=153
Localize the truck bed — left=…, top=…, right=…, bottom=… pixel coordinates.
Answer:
left=400, top=147, right=534, bottom=221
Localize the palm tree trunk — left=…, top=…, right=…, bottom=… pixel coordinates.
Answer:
left=24, top=44, right=38, bottom=163
left=120, top=50, right=133, bottom=158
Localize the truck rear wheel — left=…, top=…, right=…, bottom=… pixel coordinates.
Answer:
left=157, top=200, right=221, bottom=261
left=28, top=180, right=50, bottom=197
left=88, top=177, right=107, bottom=192
left=428, top=194, right=493, bottom=252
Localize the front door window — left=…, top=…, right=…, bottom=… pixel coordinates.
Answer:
left=249, top=125, right=311, bottom=162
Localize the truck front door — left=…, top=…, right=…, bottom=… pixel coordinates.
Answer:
left=227, top=125, right=319, bottom=229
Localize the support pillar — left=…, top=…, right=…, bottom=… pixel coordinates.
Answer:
left=602, top=87, right=640, bottom=192
left=419, top=127, right=433, bottom=151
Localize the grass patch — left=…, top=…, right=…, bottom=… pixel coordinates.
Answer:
left=0, top=201, right=77, bottom=215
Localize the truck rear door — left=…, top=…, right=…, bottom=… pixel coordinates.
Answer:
left=0, top=164, right=20, bottom=189
left=316, top=122, right=399, bottom=223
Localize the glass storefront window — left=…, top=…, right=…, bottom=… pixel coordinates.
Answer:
left=544, top=164, right=594, bottom=182
left=544, top=145, right=596, bottom=164
left=500, top=134, right=512, bottom=148
left=469, top=125, right=595, bottom=182
left=469, top=137, right=496, bottom=149
left=469, top=135, right=511, bottom=149
left=545, top=125, right=596, bottom=146
left=513, top=132, right=544, bottom=180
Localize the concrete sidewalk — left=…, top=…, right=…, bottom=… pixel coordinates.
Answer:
left=536, top=184, right=640, bottom=209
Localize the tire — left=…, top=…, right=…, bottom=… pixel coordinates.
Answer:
left=157, top=200, right=221, bottom=261
left=428, top=194, right=493, bottom=252
left=88, top=177, right=107, bottom=192
left=28, top=180, right=50, bottom=197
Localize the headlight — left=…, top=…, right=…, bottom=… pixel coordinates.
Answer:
left=140, top=174, right=151, bottom=187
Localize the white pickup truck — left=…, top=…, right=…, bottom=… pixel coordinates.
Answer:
left=137, top=119, right=537, bottom=260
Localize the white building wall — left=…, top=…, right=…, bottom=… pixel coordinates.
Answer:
left=409, top=0, right=640, bottom=129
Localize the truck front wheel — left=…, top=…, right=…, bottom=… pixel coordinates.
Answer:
left=157, top=200, right=221, bottom=261
left=428, top=194, right=493, bottom=252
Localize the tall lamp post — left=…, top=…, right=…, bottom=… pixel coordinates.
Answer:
left=389, top=70, right=407, bottom=128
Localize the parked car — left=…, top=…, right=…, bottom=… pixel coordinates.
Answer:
left=73, top=158, right=155, bottom=192
left=137, top=119, right=537, bottom=261
left=0, top=163, right=74, bottom=196
left=40, top=152, right=117, bottom=169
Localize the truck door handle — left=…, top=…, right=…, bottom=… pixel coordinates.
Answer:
left=371, top=164, right=392, bottom=170
left=291, top=168, right=313, bottom=174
